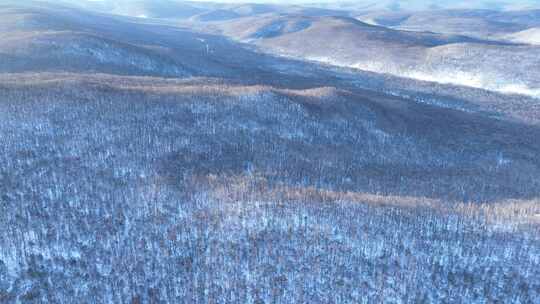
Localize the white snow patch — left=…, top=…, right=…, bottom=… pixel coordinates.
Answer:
left=383, top=69, right=540, bottom=99
left=506, top=28, right=540, bottom=45
left=499, top=84, right=540, bottom=98
left=496, top=152, right=511, bottom=166
left=405, top=70, right=486, bottom=90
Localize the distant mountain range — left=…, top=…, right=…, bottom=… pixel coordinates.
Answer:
left=356, top=9, right=540, bottom=37
left=34, top=0, right=539, bottom=97
left=301, top=1, right=540, bottom=11
left=192, top=12, right=540, bottom=97
left=0, top=1, right=300, bottom=78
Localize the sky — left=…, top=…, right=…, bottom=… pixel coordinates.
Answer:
left=199, top=1, right=536, bottom=11
left=183, top=0, right=540, bottom=5
left=73, top=0, right=540, bottom=11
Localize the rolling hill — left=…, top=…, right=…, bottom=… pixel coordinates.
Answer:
left=311, top=1, right=540, bottom=13
left=504, top=27, right=540, bottom=45
left=0, top=3, right=189, bottom=76
left=66, top=0, right=350, bottom=22
left=356, top=9, right=540, bottom=38
left=65, top=0, right=209, bottom=19
left=204, top=14, right=540, bottom=97
left=0, top=2, right=320, bottom=78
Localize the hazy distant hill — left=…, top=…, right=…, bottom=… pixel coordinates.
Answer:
left=66, top=0, right=349, bottom=21
left=0, top=2, right=315, bottom=78
left=304, top=0, right=540, bottom=12
left=61, top=0, right=208, bottom=19
left=218, top=15, right=474, bottom=45
left=0, top=3, right=187, bottom=75
left=356, top=9, right=540, bottom=38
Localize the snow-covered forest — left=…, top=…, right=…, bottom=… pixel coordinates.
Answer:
left=2, top=1, right=540, bottom=303
left=0, top=74, right=539, bottom=303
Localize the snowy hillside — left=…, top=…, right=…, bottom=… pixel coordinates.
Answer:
left=505, top=27, right=540, bottom=45
left=202, top=14, right=540, bottom=98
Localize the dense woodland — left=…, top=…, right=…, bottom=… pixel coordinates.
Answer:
left=0, top=74, right=539, bottom=303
